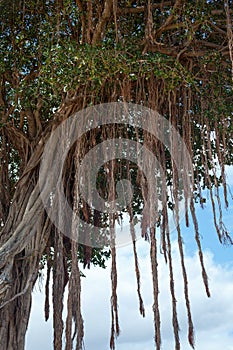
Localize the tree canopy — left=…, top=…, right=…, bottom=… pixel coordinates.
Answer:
left=0, top=1, right=233, bottom=349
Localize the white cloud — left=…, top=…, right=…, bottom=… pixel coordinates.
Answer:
left=225, top=165, right=233, bottom=186
left=26, top=239, right=233, bottom=350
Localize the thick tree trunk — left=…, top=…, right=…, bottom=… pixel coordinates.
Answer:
left=0, top=289, right=32, bottom=350
left=0, top=256, right=39, bottom=350
left=0, top=101, right=69, bottom=350
left=0, top=171, right=50, bottom=349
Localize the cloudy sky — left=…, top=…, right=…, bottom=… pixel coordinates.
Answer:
left=26, top=171, right=233, bottom=350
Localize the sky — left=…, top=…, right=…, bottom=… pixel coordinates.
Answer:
left=25, top=168, right=233, bottom=350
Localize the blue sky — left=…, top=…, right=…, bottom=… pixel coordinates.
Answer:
left=26, top=170, right=233, bottom=350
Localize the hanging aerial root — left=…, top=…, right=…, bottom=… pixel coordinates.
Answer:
left=150, top=227, right=161, bottom=350
left=190, top=199, right=211, bottom=298
left=64, top=138, right=84, bottom=350
left=176, top=221, right=195, bottom=349
left=44, top=247, right=51, bottom=321
left=214, top=120, right=228, bottom=208
left=110, top=304, right=116, bottom=350
left=174, top=192, right=195, bottom=348
left=52, top=228, right=65, bottom=350
left=182, top=85, right=193, bottom=228
left=110, top=242, right=120, bottom=349
left=170, top=115, right=195, bottom=349
left=65, top=240, right=84, bottom=350
left=163, top=207, right=180, bottom=350
left=160, top=142, right=168, bottom=264
left=200, top=116, right=224, bottom=243
left=206, top=120, right=226, bottom=237
left=133, top=238, right=145, bottom=317
left=65, top=284, right=73, bottom=350
left=129, top=210, right=145, bottom=317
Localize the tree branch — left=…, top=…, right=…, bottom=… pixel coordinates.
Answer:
left=147, top=42, right=230, bottom=59
left=92, top=0, right=113, bottom=44
left=154, top=0, right=183, bottom=38
left=4, top=124, right=30, bottom=159
left=117, top=2, right=172, bottom=14
left=75, top=0, right=86, bottom=43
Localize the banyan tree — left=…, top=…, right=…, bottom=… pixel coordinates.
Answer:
left=0, top=0, right=233, bottom=349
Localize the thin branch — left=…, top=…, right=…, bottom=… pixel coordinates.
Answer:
left=147, top=41, right=230, bottom=58
left=117, top=3, right=232, bottom=16
left=211, top=8, right=233, bottom=15
left=207, top=21, right=227, bottom=36
left=117, top=2, right=172, bottom=14
left=154, top=0, right=183, bottom=38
